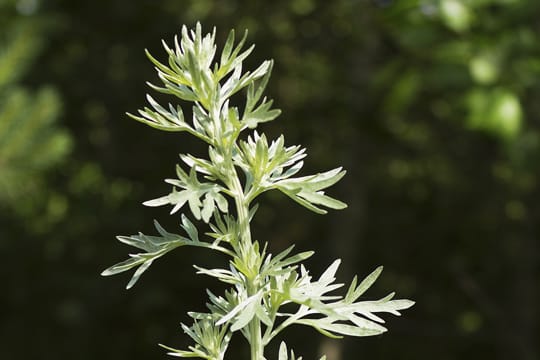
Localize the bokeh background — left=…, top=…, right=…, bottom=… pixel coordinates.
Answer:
left=1, top=0, right=539, bottom=359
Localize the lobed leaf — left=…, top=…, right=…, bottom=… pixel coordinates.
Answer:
left=101, top=221, right=190, bottom=289
left=273, top=168, right=347, bottom=214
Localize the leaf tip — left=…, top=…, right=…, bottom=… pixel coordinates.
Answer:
left=100, top=268, right=112, bottom=276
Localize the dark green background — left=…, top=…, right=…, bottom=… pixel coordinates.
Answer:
left=1, top=0, right=539, bottom=359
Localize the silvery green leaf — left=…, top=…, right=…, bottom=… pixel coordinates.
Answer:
left=296, top=190, right=347, bottom=211
left=277, top=167, right=345, bottom=192
left=180, top=153, right=220, bottom=179
left=230, top=293, right=259, bottom=331
left=206, top=290, right=232, bottom=316
left=193, top=265, right=241, bottom=285
left=295, top=318, right=386, bottom=338
left=248, top=203, right=259, bottom=221
left=271, top=160, right=304, bottom=182
left=234, top=60, right=272, bottom=94
left=145, top=48, right=175, bottom=76
left=219, top=29, right=237, bottom=70
left=261, top=247, right=314, bottom=277
left=101, top=221, right=192, bottom=288
left=161, top=315, right=231, bottom=359
left=348, top=310, right=385, bottom=324
left=255, top=302, right=273, bottom=327
left=181, top=214, right=199, bottom=242
left=318, top=259, right=341, bottom=286
left=145, top=163, right=227, bottom=221
left=267, top=261, right=414, bottom=343
left=216, top=291, right=262, bottom=328
left=201, top=193, right=215, bottom=222
left=127, top=106, right=188, bottom=133
left=346, top=293, right=415, bottom=318
left=214, top=192, right=228, bottom=213
left=277, top=188, right=328, bottom=214
left=162, top=82, right=199, bottom=102
left=265, top=245, right=294, bottom=266
left=144, top=189, right=191, bottom=215
left=304, top=167, right=346, bottom=191
left=100, top=255, right=147, bottom=276
left=273, top=168, right=347, bottom=214
left=219, top=64, right=242, bottom=100
left=277, top=342, right=305, bottom=360
left=245, top=60, right=273, bottom=113
left=126, top=259, right=154, bottom=289
left=345, top=266, right=383, bottom=303
left=244, top=99, right=281, bottom=129
left=218, top=29, right=252, bottom=80
left=278, top=342, right=288, bottom=360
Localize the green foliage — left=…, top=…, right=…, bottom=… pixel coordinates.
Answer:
left=379, top=0, right=536, bottom=141
left=2, top=1, right=538, bottom=359
left=103, top=24, right=413, bottom=359
left=0, top=2, right=71, bottom=221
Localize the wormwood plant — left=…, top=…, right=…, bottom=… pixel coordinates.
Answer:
left=102, top=24, right=414, bottom=360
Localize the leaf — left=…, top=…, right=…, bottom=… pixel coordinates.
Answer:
left=201, top=193, right=215, bottom=222
left=220, top=29, right=236, bottom=69
left=180, top=153, right=219, bottom=178
left=348, top=294, right=415, bottom=318
left=296, top=190, right=347, bottom=211
left=267, top=245, right=295, bottom=265
left=296, top=319, right=386, bottom=338
left=345, top=266, right=383, bottom=303
left=244, top=99, right=281, bottom=129
left=278, top=342, right=288, bottom=360
left=216, top=291, right=262, bottom=329
left=181, top=214, right=199, bottom=242
left=218, top=29, right=252, bottom=80
left=279, top=188, right=329, bottom=214
left=255, top=303, right=273, bottom=327
left=277, top=342, right=306, bottom=360
left=230, top=293, right=259, bottom=331
left=144, top=163, right=228, bottom=221
left=126, top=259, right=154, bottom=289
left=100, top=255, right=146, bottom=276
left=273, top=168, right=347, bottom=214
left=262, top=246, right=314, bottom=277
left=246, top=61, right=274, bottom=113
left=193, top=265, right=242, bottom=285
left=318, top=259, right=341, bottom=286
left=273, top=160, right=304, bottom=182
left=101, top=222, right=191, bottom=288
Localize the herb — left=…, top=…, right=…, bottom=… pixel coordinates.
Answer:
left=102, top=23, right=413, bottom=360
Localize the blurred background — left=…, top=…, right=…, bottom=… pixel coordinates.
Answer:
left=1, top=0, right=539, bottom=359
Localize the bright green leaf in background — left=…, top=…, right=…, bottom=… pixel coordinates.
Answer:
left=469, top=51, right=500, bottom=85
left=440, top=0, right=473, bottom=33
left=0, top=1, right=72, bottom=229
left=466, top=88, right=522, bottom=140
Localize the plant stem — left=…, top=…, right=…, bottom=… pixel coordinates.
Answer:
left=249, top=317, right=263, bottom=360
left=227, top=143, right=264, bottom=360
left=235, top=191, right=264, bottom=360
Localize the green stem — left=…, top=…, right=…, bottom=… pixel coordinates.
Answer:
left=249, top=315, right=263, bottom=360
left=226, top=141, right=264, bottom=359
left=234, top=186, right=264, bottom=360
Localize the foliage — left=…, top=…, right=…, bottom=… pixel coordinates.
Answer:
left=3, top=1, right=540, bottom=359
left=102, top=24, right=413, bottom=359
left=0, top=1, right=71, bottom=225
left=379, top=0, right=539, bottom=141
